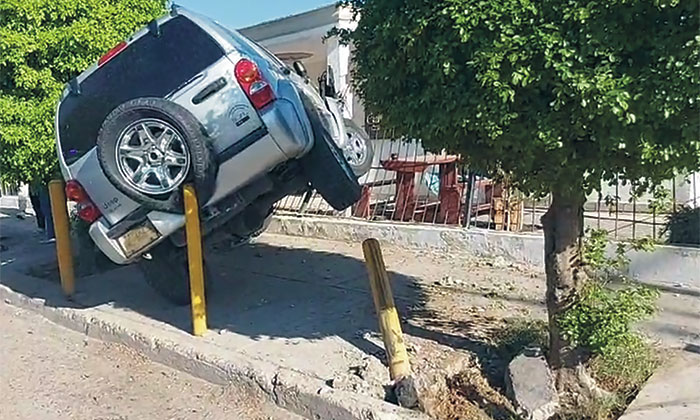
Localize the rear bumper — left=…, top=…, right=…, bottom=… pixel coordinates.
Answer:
left=90, top=210, right=185, bottom=265
left=90, top=219, right=138, bottom=265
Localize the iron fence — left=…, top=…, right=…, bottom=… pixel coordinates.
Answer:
left=0, top=180, right=19, bottom=196
left=275, top=138, right=699, bottom=245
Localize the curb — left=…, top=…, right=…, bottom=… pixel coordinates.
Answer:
left=0, top=268, right=428, bottom=420
left=268, top=215, right=700, bottom=286
left=269, top=215, right=546, bottom=267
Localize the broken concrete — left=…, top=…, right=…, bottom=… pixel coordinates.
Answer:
left=505, top=349, right=558, bottom=420
left=328, top=355, right=389, bottom=400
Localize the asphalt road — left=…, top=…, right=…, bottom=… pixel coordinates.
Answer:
left=0, top=301, right=300, bottom=420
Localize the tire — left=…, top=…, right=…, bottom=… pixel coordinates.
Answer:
left=343, top=118, right=374, bottom=177
left=250, top=207, right=273, bottom=239
left=97, top=98, right=217, bottom=213
left=137, top=241, right=211, bottom=306
left=301, top=102, right=362, bottom=210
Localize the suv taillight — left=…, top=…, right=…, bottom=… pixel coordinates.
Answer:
left=98, top=41, right=127, bottom=66
left=235, top=58, right=275, bottom=110
left=65, top=180, right=101, bottom=224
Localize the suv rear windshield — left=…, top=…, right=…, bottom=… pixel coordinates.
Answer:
left=58, top=15, right=224, bottom=164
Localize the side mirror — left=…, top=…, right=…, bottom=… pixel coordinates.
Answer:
left=292, top=61, right=308, bottom=78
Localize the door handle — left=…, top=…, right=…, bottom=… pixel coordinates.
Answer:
left=192, top=77, right=227, bottom=105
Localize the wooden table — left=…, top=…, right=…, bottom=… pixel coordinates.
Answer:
left=378, top=155, right=462, bottom=224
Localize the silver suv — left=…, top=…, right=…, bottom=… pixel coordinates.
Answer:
left=55, top=6, right=371, bottom=303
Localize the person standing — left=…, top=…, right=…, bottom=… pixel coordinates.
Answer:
left=15, top=184, right=29, bottom=219
left=28, top=178, right=45, bottom=232
left=37, top=179, right=55, bottom=243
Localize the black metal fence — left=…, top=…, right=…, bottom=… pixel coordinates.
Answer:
left=275, top=137, right=699, bottom=244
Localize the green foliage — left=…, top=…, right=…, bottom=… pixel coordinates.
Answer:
left=663, top=206, right=700, bottom=245
left=571, top=230, right=660, bottom=353
left=582, top=228, right=618, bottom=270
left=590, top=334, right=658, bottom=395
left=344, top=0, right=700, bottom=198
left=559, top=280, right=658, bottom=352
left=0, top=0, right=168, bottom=183
left=559, top=279, right=659, bottom=416
left=582, top=228, right=656, bottom=274
left=647, top=185, right=673, bottom=214
left=567, top=228, right=660, bottom=412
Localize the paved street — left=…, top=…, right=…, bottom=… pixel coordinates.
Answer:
left=0, top=300, right=299, bottom=420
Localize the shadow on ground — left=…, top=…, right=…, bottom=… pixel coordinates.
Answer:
left=0, top=208, right=462, bottom=357
left=2, top=205, right=523, bottom=387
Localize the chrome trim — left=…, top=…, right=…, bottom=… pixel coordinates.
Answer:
left=115, top=118, right=190, bottom=195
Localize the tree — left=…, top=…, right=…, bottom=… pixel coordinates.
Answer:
left=344, top=0, right=699, bottom=392
left=0, top=0, right=167, bottom=184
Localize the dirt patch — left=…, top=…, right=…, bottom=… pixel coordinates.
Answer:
left=400, top=315, right=542, bottom=420
left=445, top=369, right=518, bottom=420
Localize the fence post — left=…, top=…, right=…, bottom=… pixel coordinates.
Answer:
left=48, top=180, right=75, bottom=297
left=183, top=184, right=207, bottom=336
left=462, top=172, right=476, bottom=228
left=362, top=238, right=411, bottom=380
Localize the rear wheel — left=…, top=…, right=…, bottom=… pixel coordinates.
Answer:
left=137, top=241, right=211, bottom=306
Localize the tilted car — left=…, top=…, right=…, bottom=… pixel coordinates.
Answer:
left=55, top=6, right=373, bottom=303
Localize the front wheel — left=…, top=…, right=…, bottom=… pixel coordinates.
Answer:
left=343, top=118, right=374, bottom=177
left=301, top=117, right=361, bottom=210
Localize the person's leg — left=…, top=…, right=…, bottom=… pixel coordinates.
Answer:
left=16, top=184, right=28, bottom=218
left=29, top=194, right=45, bottom=230
left=39, top=191, right=55, bottom=240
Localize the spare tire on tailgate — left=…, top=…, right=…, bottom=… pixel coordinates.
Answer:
left=97, top=97, right=217, bottom=213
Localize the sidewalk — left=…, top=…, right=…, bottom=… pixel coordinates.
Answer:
left=1, top=208, right=429, bottom=419
left=620, top=350, right=700, bottom=420
left=1, top=206, right=699, bottom=419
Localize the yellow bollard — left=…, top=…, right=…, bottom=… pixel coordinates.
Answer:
left=362, top=238, right=411, bottom=380
left=48, top=180, right=75, bottom=297
left=183, top=184, right=207, bottom=336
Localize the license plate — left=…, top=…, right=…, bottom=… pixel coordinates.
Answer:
left=117, top=221, right=160, bottom=257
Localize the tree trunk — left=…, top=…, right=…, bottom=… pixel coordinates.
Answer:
left=542, top=189, right=586, bottom=390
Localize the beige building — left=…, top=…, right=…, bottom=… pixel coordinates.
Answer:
left=240, top=4, right=365, bottom=128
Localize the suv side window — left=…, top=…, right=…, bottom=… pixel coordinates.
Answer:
left=58, top=16, right=224, bottom=164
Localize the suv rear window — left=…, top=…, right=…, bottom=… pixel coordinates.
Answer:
left=58, top=16, right=224, bottom=164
